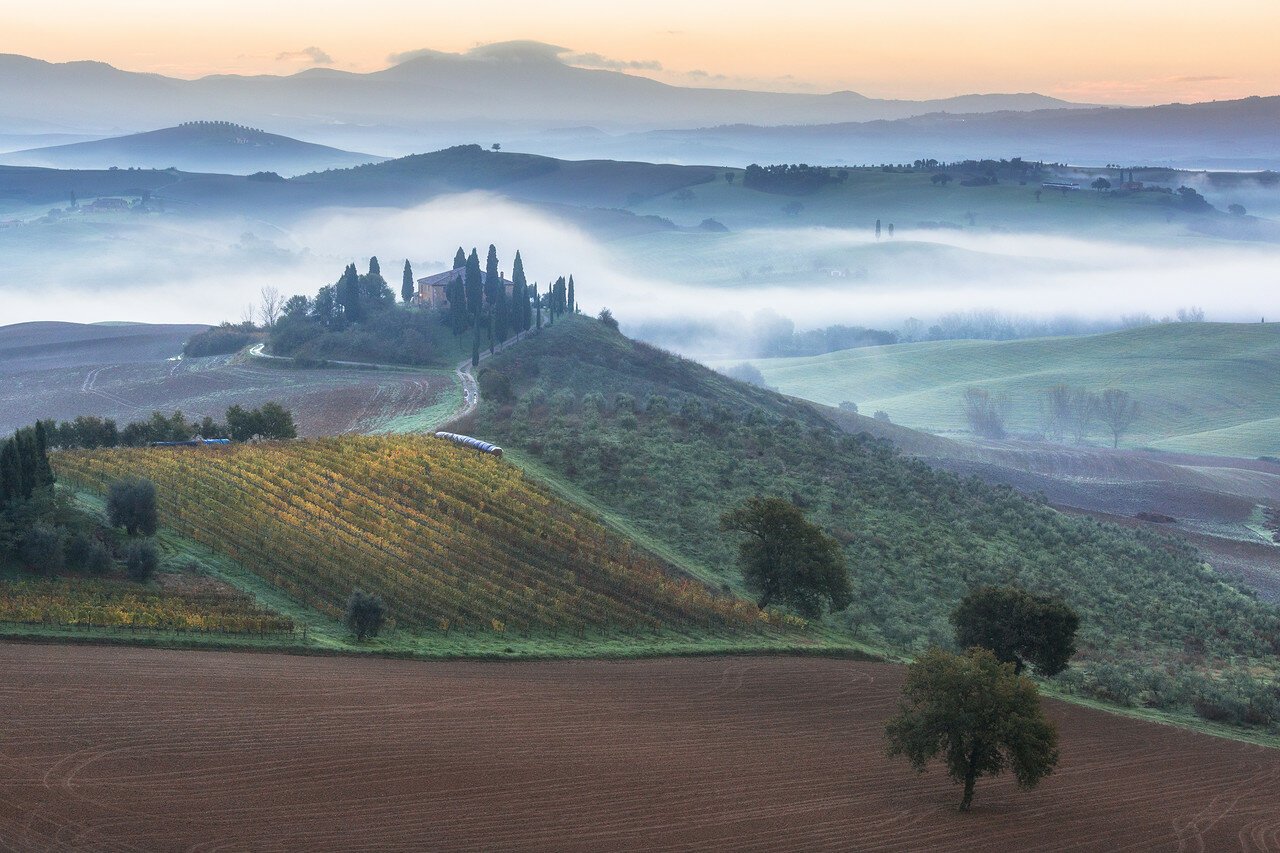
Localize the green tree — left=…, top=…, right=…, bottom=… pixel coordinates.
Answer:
left=124, top=540, right=159, bottom=582
left=886, top=647, right=1059, bottom=811
left=401, top=259, right=415, bottom=303
left=453, top=247, right=467, bottom=269
left=598, top=308, right=619, bottom=331
left=567, top=275, right=575, bottom=314
left=512, top=250, right=530, bottom=332
left=719, top=496, right=851, bottom=616
left=951, top=586, right=1080, bottom=676
left=345, top=588, right=387, bottom=640
left=368, top=256, right=381, bottom=277
left=20, top=523, right=64, bottom=575
left=107, top=477, right=158, bottom=537
left=465, top=249, right=483, bottom=321
left=255, top=402, right=298, bottom=440
left=485, top=244, right=501, bottom=306
left=336, top=263, right=363, bottom=325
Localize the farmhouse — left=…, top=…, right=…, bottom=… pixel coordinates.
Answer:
left=416, top=269, right=511, bottom=309
left=88, top=197, right=130, bottom=212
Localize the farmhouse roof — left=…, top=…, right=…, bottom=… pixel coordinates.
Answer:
left=417, top=269, right=509, bottom=288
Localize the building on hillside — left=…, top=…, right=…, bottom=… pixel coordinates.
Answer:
left=416, top=269, right=512, bottom=309
left=88, top=197, right=130, bottom=212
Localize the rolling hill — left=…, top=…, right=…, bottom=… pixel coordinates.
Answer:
left=741, top=322, right=1280, bottom=457
left=1, top=121, right=383, bottom=175
left=625, top=96, right=1280, bottom=170
left=461, top=317, right=1280, bottom=726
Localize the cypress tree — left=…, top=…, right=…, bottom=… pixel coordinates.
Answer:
left=471, top=322, right=481, bottom=367
left=546, top=283, right=554, bottom=326
left=484, top=244, right=501, bottom=306
left=453, top=247, right=466, bottom=269
left=512, top=251, right=530, bottom=332
left=495, top=281, right=510, bottom=342
left=465, top=249, right=483, bottom=321
left=535, top=285, right=542, bottom=330
left=567, top=275, right=575, bottom=315
left=401, top=260, right=414, bottom=304
left=336, top=263, right=362, bottom=324
left=368, top=256, right=381, bottom=277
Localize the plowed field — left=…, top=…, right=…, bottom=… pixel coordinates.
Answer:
left=1, top=646, right=1278, bottom=851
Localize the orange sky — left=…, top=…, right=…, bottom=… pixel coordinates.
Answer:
left=4, top=0, right=1277, bottom=104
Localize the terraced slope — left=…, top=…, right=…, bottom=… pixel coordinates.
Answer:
left=742, top=322, right=1280, bottom=456
left=53, top=436, right=768, bottom=635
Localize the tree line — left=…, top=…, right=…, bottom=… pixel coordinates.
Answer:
left=962, top=385, right=1140, bottom=447
left=41, top=403, right=297, bottom=449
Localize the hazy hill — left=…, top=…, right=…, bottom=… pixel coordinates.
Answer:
left=744, top=323, right=1280, bottom=457
left=461, top=316, right=1280, bottom=723
left=1, top=122, right=383, bottom=176
left=635, top=96, right=1280, bottom=170
left=0, top=45, right=1084, bottom=150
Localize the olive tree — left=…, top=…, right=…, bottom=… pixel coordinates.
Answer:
left=107, top=477, right=158, bottom=537
left=720, top=496, right=851, bottom=617
left=951, top=586, right=1080, bottom=676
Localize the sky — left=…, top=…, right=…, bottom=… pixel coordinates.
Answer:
left=4, top=0, right=1277, bottom=104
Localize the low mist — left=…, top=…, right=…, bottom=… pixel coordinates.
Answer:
left=2, top=193, right=1276, bottom=359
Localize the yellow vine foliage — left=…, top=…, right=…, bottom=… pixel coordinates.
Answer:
left=55, top=436, right=766, bottom=634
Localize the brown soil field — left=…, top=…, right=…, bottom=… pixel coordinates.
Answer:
left=0, top=322, right=452, bottom=437
left=2, top=646, right=1278, bottom=852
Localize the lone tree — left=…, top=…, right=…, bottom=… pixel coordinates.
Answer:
left=719, top=496, right=851, bottom=617
left=951, top=586, right=1079, bottom=677
left=107, top=477, right=158, bottom=537
left=1097, top=388, right=1140, bottom=448
left=886, top=647, right=1060, bottom=811
left=345, top=589, right=387, bottom=640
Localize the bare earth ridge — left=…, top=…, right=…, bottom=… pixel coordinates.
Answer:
left=1, top=646, right=1277, bottom=851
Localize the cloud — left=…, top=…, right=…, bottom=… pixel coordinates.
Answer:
left=563, top=52, right=663, bottom=72
left=1170, top=75, right=1232, bottom=84
left=275, top=47, right=334, bottom=66
left=386, top=48, right=447, bottom=65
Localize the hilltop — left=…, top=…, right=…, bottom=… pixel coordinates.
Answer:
left=1, top=121, right=383, bottom=175
left=742, top=322, right=1280, bottom=457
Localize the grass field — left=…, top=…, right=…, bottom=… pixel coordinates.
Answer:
left=740, top=322, right=1280, bottom=456
left=4, top=646, right=1279, bottom=851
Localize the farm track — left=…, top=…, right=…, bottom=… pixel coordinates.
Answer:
left=1, top=646, right=1278, bottom=852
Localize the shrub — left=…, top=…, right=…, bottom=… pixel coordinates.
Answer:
left=478, top=369, right=515, bottom=404
left=124, top=540, right=159, bottom=583
left=345, top=588, right=387, bottom=640
left=20, top=524, right=65, bottom=575
left=183, top=324, right=259, bottom=358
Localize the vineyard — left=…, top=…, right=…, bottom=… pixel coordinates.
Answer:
left=0, top=578, right=294, bottom=634
left=54, top=436, right=776, bottom=636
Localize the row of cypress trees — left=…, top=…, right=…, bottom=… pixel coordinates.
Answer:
left=0, top=423, right=55, bottom=508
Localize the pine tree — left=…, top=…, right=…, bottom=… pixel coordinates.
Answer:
left=465, top=249, right=483, bottom=321
left=567, top=276, right=575, bottom=315
left=453, top=247, right=466, bottom=269
left=401, top=260, right=414, bottom=304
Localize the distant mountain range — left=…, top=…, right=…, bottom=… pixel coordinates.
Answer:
left=0, top=121, right=382, bottom=175
left=0, top=43, right=1085, bottom=153
left=611, top=97, right=1280, bottom=169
